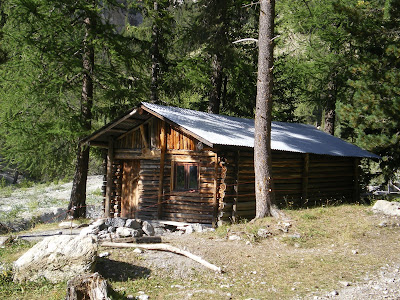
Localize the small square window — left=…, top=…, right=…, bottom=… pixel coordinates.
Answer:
left=174, top=162, right=199, bottom=192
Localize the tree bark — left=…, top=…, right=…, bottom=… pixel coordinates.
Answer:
left=254, top=0, right=276, bottom=218
left=323, top=73, right=337, bottom=135
left=68, top=9, right=94, bottom=219
left=207, top=54, right=224, bottom=114
left=66, top=273, right=110, bottom=300
left=150, top=1, right=160, bottom=104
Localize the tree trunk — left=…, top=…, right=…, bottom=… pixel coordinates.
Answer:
left=323, top=73, right=337, bottom=135
left=150, top=1, right=160, bottom=104
left=254, top=0, right=276, bottom=218
left=66, top=273, right=110, bottom=300
left=68, top=10, right=94, bottom=219
left=207, top=54, right=224, bottom=114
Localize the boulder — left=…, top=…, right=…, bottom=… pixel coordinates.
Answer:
left=372, top=200, right=400, bottom=216
left=80, top=224, right=101, bottom=236
left=105, top=217, right=126, bottom=228
left=142, top=221, right=155, bottom=236
left=125, top=219, right=142, bottom=229
left=116, top=227, right=141, bottom=238
left=13, top=235, right=97, bottom=283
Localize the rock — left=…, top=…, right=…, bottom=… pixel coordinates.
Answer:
left=133, top=248, right=143, bottom=254
left=142, top=221, right=155, bottom=236
left=154, top=227, right=166, bottom=236
left=116, top=227, right=142, bottom=238
left=339, top=281, right=351, bottom=287
left=91, top=218, right=107, bottom=231
left=80, top=224, right=100, bottom=236
left=137, top=291, right=149, bottom=300
left=13, top=235, right=97, bottom=283
left=125, top=219, right=142, bottom=229
left=372, top=200, right=400, bottom=216
left=378, top=221, right=388, bottom=227
left=0, top=236, right=10, bottom=247
left=352, top=249, right=359, bottom=255
left=185, top=226, right=194, bottom=234
left=98, top=252, right=110, bottom=258
left=228, top=234, right=241, bottom=241
left=66, top=272, right=110, bottom=300
left=59, top=221, right=80, bottom=229
left=257, top=228, right=272, bottom=238
left=0, top=222, right=9, bottom=234
left=328, top=290, right=339, bottom=296
left=105, top=217, right=126, bottom=228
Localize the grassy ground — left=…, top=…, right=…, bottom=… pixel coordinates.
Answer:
left=1, top=204, right=400, bottom=299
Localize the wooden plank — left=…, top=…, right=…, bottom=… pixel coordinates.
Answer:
left=232, top=150, right=240, bottom=222
left=105, top=138, right=114, bottom=218
left=158, top=121, right=167, bottom=218
left=302, top=153, right=309, bottom=204
left=354, top=158, right=360, bottom=202
left=212, top=153, right=218, bottom=227
left=140, top=124, right=149, bottom=150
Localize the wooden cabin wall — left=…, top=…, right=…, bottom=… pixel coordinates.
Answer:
left=306, top=155, right=356, bottom=205
left=167, top=126, right=196, bottom=151
left=109, top=119, right=215, bottom=223
left=217, top=150, right=358, bottom=223
left=160, top=151, right=216, bottom=224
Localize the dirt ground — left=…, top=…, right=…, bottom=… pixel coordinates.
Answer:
left=91, top=208, right=400, bottom=300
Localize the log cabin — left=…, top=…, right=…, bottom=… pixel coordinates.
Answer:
left=81, top=102, right=380, bottom=226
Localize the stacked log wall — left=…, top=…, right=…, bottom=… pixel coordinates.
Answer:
left=306, top=155, right=356, bottom=205
left=136, top=158, right=161, bottom=219
left=102, top=160, right=122, bottom=217
left=217, top=150, right=358, bottom=222
left=160, top=151, right=215, bottom=224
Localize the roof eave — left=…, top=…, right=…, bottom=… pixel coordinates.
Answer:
left=141, top=103, right=214, bottom=148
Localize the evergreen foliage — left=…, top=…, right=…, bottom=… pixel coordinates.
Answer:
left=0, top=0, right=143, bottom=180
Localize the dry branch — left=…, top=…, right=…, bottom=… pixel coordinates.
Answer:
left=100, top=242, right=222, bottom=273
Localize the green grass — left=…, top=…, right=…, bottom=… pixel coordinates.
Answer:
left=1, top=204, right=400, bottom=299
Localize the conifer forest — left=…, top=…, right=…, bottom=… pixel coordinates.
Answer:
left=0, top=0, right=399, bottom=194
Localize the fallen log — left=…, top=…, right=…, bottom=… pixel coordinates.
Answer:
left=100, top=242, right=222, bottom=273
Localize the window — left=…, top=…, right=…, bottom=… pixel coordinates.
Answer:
left=174, top=162, right=199, bottom=192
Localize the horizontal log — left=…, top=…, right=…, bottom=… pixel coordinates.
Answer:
left=162, top=212, right=213, bottom=221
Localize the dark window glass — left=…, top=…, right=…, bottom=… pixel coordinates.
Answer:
left=188, top=165, right=198, bottom=190
left=176, top=165, right=185, bottom=190
left=174, top=163, right=199, bottom=191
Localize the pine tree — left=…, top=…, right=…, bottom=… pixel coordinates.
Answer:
left=254, top=0, right=276, bottom=218
left=0, top=0, right=142, bottom=216
left=338, top=0, right=400, bottom=179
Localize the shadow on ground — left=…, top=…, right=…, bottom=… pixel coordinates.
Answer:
left=95, top=257, right=151, bottom=282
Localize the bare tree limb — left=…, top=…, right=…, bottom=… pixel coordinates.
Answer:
left=233, top=38, right=258, bottom=44
left=100, top=242, right=222, bottom=273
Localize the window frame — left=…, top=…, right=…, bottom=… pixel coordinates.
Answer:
left=173, top=162, right=200, bottom=193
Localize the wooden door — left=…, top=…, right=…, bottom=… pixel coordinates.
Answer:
left=121, top=160, right=140, bottom=218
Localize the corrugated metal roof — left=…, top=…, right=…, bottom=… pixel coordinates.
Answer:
left=142, top=102, right=380, bottom=159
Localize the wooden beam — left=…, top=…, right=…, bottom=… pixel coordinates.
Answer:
left=353, top=158, right=360, bottom=202
left=302, top=153, right=309, bottom=205
left=212, top=153, right=219, bottom=227
left=158, top=121, right=167, bottom=218
left=105, top=138, right=114, bottom=218
left=233, top=150, right=240, bottom=222
left=140, top=124, right=149, bottom=150
left=117, top=116, right=155, bottom=141
left=141, top=105, right=214, bottom=147
left=89, top=141, right=108, bottom=148
left=81, top=108, right=138, bottom=145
